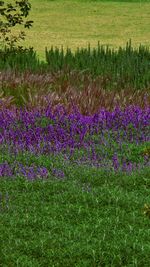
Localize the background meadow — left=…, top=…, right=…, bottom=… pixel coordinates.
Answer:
left=11, top=0, right=150, bottom=61
left=0, top=0, right=150, bottom=266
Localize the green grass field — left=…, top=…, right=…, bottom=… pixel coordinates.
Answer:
left=1, top=141, right=150, bottom=266
left=13, top=0, right=150, bottom=61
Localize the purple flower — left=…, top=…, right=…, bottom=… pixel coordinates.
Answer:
left=37, top=167, right=49, bottom=179
left=0, top=162, right=13, bottom=177
left=112, top=153, right=120, bottom=171
left=51, top=168, right=65, bottom=179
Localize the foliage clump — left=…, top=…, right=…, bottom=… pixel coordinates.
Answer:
left=0, top=0, right=33, bottom=49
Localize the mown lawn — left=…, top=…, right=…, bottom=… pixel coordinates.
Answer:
left=13, top=0, right=150, bottom=61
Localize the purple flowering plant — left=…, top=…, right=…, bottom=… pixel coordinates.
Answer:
left=0, top=104, right=149, bottom=178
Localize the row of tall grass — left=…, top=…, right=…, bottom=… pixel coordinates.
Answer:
left=1, top=40, right=150, bottom=90
left=0, top=69, right=150, bottom=113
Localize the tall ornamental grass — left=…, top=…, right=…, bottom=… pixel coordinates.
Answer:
left=0, top=41, right=150, bottom=90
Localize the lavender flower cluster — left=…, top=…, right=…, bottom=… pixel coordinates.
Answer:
left=0, top=104, right=149, bottom=180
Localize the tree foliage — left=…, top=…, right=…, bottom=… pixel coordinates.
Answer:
left=0, top=0, right=33, bottom=49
